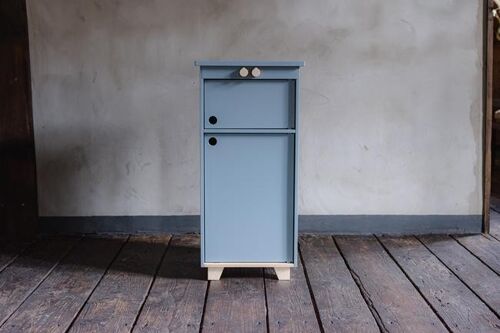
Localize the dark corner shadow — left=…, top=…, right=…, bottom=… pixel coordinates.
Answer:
left=1, top=235, right=282, bottom=281
left=0, top=235, right=206, bottom=281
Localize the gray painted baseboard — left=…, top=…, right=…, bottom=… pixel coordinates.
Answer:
left=39, top=214, right=482, bottom=235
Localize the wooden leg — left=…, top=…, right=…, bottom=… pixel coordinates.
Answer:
left=207, top=267, right=224, bottom=280
left=274, top=267, right=290, bottom=280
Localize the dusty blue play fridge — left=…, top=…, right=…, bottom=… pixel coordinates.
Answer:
left=195, top=60, right=304, bottom=280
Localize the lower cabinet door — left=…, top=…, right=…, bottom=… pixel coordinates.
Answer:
left=204, top=134, right=294, bottom=263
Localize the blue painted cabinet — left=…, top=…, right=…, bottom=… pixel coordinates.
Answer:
left=196, top=61, right=304, bottom=280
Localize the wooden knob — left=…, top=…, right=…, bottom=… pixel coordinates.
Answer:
left=239, top=67, right=249, bottom=77
left=251, top=67, right=261, bottom=78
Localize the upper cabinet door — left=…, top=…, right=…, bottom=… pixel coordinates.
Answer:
left=204, top=79, right=295, bottom=129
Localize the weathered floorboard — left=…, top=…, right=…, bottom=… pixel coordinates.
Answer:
left=453, top=234, right=500, bottom=275
left=0, top=242, right=29, bottom=273
left=489, top=210, right=500, bottom=238
left=265, top=245, right=321, bottom=333
left=133, top=235, right=207, bottom=333
left=381, top=236, right=500, bottom=332
left=0, top=237, right=77, bottom=326
left=0, top=236, right=126, bottom=333
left=0, top=233, right=498, bottom=332
left=491, top=224, right=500, bottom=239
left=299, top=235, right=378, bottom=333
left=335, top=236, right=447, bottom=333
left=69, top=235, right=170, bottom=333
left=202, top=268, right=267, bottom=333
left=420, top=235, right=500, bottom=314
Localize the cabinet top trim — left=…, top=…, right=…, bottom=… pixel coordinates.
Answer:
left=195, top=60, right=304, bottom=67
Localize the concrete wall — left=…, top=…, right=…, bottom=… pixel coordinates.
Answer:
left=27, top=0, right=484, bottom=218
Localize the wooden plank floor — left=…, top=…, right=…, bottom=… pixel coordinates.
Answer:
left=0, top=216, right=499, bottom=333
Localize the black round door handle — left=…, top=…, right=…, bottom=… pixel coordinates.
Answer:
left=208, top=137, right=217, bottom=146
left=208, top=116, right=217, bottom=125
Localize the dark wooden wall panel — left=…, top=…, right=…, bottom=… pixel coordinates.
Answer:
left=492, top=15, right=500, bottom=100
left=0, top=0, right=38, bottom=239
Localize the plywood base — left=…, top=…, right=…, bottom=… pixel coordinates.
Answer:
left=207, top=267, right=224, bottom=280
left=206, top=266, right=291, bottom=281
left=274, top=267, right=291, bottom=280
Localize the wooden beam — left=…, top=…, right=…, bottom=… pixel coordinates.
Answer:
left=484, top=0, right=494, bottom=233
left=0, top=0, right=38, bottom=240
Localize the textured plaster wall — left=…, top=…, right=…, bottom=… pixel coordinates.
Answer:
left=27, top=0, right=484, bottom=216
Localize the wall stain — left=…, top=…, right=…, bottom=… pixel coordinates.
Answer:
left=28, top=0, right=484, bottom=216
